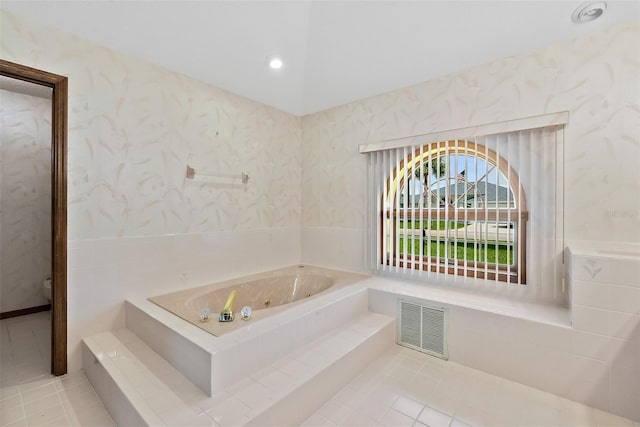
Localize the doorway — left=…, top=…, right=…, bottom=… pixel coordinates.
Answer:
left=0, top=59, right=68, bottom=375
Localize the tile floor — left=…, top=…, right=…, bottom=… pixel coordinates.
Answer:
left=3, top=312, right=639, bottom=427
left=0, top=312, right=114, bottom=427
left=302, top=345, right=639, bottom=427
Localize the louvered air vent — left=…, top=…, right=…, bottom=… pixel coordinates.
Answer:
left=398, top=300, right=448, bottom=360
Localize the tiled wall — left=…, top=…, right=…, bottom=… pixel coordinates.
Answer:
left=568, top=246, right=640, bottom=421
left=66, top=227, right=300, bottom=370
left=301, top=22, right=640, bottom=305
left=0, top=89, right=52, bottom=312
left=369, top=252, right=640, bottom=421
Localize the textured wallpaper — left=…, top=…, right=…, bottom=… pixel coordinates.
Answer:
left=1, top=9, right=303, bottom=369
left=0, top=89, right=52, bottom=312
left=1, top=8, right=637, bottom=309
left=0, top=10, right=302, bottom=241
left=301, top=22, right=640, bottom=244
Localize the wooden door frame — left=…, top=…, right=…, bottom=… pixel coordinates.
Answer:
left=0, top=59, right=68, bottom=375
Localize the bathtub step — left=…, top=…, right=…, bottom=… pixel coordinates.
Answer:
left=82, top=330, right=183, bottom=426
left=82, top=312, right=395, bottom=426
left=246, top=311, right=395, bottom=426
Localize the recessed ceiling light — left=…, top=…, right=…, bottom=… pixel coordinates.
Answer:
left=267, top=55, right=283, bottom=70
left=572, top=1, right=607, bottom=23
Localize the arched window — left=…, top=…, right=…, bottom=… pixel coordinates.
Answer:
left=363, top=115, right=567, bottom=297
left=382, top=140, right=527, bottom=284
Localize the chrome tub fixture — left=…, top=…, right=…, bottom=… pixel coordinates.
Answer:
left=219, top=289, right=237, bottom=322
left=240, top=306, right=252, bottom=320
left=200, top=308, right=211, bottom=322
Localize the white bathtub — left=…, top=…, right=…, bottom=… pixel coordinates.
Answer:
left=149, top=265, right=366, bottom=336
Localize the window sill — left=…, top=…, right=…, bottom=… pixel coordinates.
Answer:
left=364, top=275, right=571, bottom=328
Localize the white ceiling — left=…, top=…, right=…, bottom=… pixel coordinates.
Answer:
left=2, top=1, right=638, bottom=116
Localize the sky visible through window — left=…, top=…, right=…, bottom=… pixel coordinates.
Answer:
left=403, top=154, right=513, bottom=207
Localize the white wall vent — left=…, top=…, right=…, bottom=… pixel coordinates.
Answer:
left=398, top=300, right=448, bottom=360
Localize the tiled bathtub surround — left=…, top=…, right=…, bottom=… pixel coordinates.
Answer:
left=568, top=243, right=640, bottom=421
left=66, top=228, right=300, bottom=371
left=149, top=265, right=368, bottom=336
left=83, top=313, right=394, bottom=426
left=126, top=272, right=371, bottom=395
left=116, top=267, right=639, bottom=422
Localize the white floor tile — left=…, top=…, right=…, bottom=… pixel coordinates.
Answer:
left=22, top=394, right=61, bottom=417
left=207, top=396, right=250, bottom=426
left=20, top=383, right=57, bottom=404
left=53, top=371, right=89, bottom=391
left=378, top=408, right=415, bottom=427
left=450, top=419, right=473, bottom=427
left=341, top=410, right=383, bottom=427
left=301, top=413, right=337, bottom=427
left=356, top=390, right=397, bottom=422
left=75, top=413, right=116, bottom=427
left=2, top=419, right=28, bottom=427
left=392, top=395, right=424, bottom=419
left=24, top=403, right=68, bottom=427
left=18, top=376, right=54, bottom=394
left=0, top=314, right=114, bottom=427
left=417, top=405, right=451, bottom=427
left=594, top=409, right=636, bottom=427
left=0, top=402, right=25, bottom=426
left=64, top=398, right=107, bottom=422
left=235, top=380, right=274, bottom=412
left=303, top=345, right=638, bottom=427
left=1, top=395, right=22, bottom=411
left=0, top=383, right=21, bottom=401
left=319, top=398, right=358, bottom=426
left=451, top=404, right=489, bottom=427
left=7, top=313, right=638, bottom=427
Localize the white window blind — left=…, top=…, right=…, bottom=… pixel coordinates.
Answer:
left=363, top=115, right=566, bottom=300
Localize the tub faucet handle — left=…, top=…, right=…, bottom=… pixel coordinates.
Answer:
left=240, top=306, right=252, bottom=320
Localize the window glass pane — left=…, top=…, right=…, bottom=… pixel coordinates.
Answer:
left=399, top=154, right=516, bottom=210
left=385, top=141, right=527, bottom=283
left=398, top=220, right=515, bottom=266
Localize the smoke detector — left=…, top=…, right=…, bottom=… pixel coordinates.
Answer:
left=572, top=2, right=607, bottom=23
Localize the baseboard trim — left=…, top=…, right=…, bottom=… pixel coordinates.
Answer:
left=0, top=304, right=51, bottom=320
